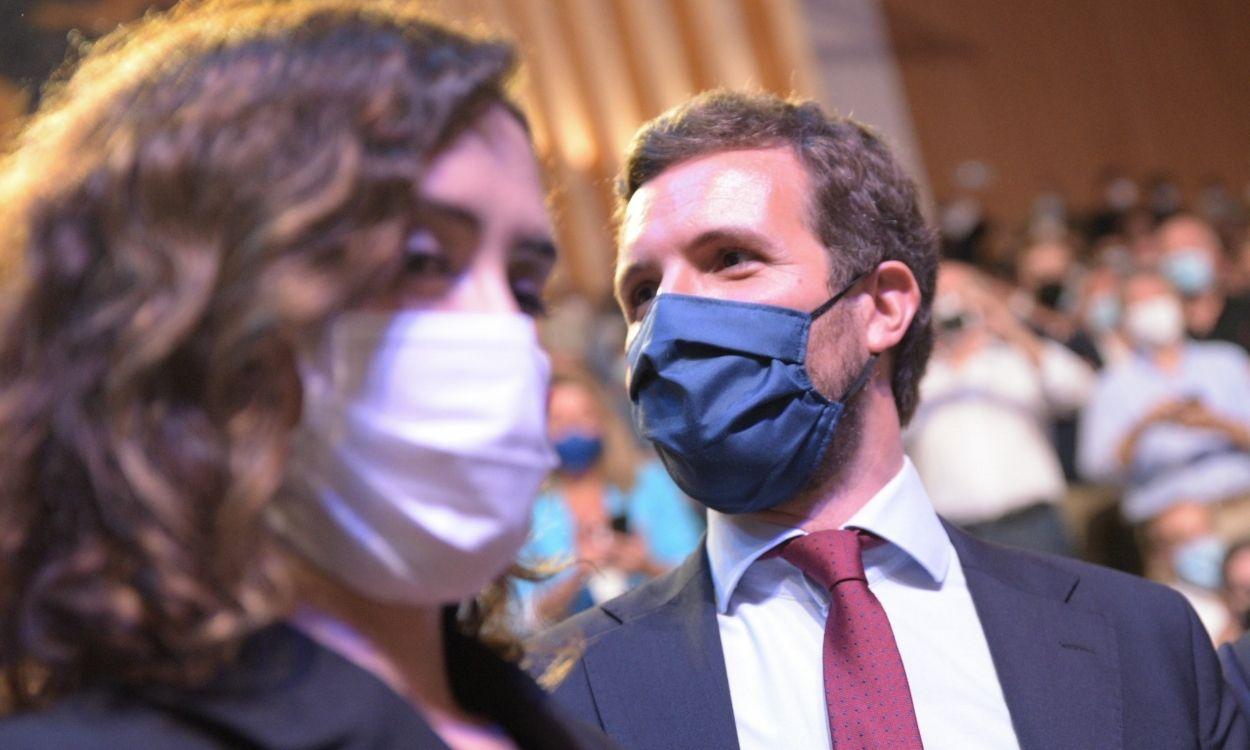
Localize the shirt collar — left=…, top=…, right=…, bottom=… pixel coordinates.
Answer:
left=705, top=457, right=952, bottom=613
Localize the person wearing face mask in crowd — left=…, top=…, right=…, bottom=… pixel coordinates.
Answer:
left=1079, top=269, right=1250, bottom=583
left=1158, top=213, right=1250, bottom=354
left=530, top=90, right=1245, bottom=750
left=1013, top=236, right=1101, bottom=366
left=1073, top=257, right=1133, bottom=368
left=515, top=372, right=703, bottom=630
left=1139, top=502, right=1237, bottom=641
left=905, top=262, right=1094, bottom=556
left=0, top=3, right=617, bottom=748
left=1221, top=540, right=1250, bottom=640
left=1220, top=538, right=1250, bottom=719
left=1011, top=236, right=1103, bottom=482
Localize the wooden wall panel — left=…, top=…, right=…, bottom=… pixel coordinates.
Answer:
left=0, top=0, right=826, bottom=301
left=883, top=0, right=1250, bottom=220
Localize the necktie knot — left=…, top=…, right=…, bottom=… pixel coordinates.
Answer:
left=777, top=529, right=865, bottom=591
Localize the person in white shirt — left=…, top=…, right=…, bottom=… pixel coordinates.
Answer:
left=531, top=89, right=1244, bottom=750
left=906, top=262, right=1095, bottom=555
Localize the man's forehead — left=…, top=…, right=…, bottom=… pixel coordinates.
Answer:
left=618, top=147, right=806, bottom=255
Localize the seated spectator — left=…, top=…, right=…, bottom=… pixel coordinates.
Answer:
left=1078, top=268, right=1250, bottom=531
left=1159, top=213, right=1250, bottom=352
left=1140, top=501, right=1234, bottom=641
left=1013, top=235, right=1101, bottom=478
left=1072, top=261, right=1132, bottom=368
left=516, top=372, right=703, bottom=630
left=906, top=262, right=1094, bottom=555
left=1223, top=540, right=1250, bottom=640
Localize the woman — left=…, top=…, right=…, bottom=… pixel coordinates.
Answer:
left=517, top=371, right=703, bottom=629
left=0, top=2, right=611, bottom=748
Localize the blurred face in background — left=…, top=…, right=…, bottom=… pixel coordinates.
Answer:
left=548, top=380, right=607, bottom=477
left=1121, top=271, right=1186, bottom=350
left=1224, top=545, right=1250, bottom=627
left=932, top=263, right=983, bottom=347
left=1146, top=501, right=1224, bottom=588
left=549, top=381, right=603, bottom=438
left=1079, top=266, right=1124, bottom=335
left=1157, top=215, right=1222, bottom=298
left=1017, top=239, right=1076, bottom=311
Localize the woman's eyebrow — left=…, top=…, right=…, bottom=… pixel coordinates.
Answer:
left=418, top=200, right=482, bottom=233
left=514, top=236, right=558, bottom=261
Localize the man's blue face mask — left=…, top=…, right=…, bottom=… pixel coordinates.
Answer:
left=626, top=270, right=877, bottom=514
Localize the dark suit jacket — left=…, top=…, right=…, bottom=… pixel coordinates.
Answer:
left=531, top=524, right=1246, bottom=750
left=0, top=619, right=616, bottom=750
left=1218, top=633, right=1250, bottom=719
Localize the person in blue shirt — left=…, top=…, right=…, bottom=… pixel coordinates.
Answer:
left=516, top=371, right=703, bottom=630
left=1079, top=267, right=1250, bottom=589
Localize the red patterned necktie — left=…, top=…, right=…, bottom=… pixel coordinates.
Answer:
left=777, top=529, right=924, bottom=749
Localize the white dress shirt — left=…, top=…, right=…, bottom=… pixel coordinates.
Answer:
left=707, top=458, right=1020, bottom=750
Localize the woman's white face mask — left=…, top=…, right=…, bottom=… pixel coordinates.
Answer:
left=268, top=310, right=557, bottom=606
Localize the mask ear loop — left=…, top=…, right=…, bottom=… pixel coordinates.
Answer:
left=838, top=353, right=879, bottom=402
left=809, top=266, right=874, bottom=321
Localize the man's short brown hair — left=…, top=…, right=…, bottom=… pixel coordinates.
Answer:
left=618, top=89, right=937, bottom=424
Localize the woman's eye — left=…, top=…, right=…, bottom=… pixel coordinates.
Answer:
left=404, top=228, right=452, bottom=276
left=404, top=253, right=451, bottom=276
left=512, top=281, right=548, bottom=317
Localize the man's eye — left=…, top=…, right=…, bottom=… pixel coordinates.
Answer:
left=630, top=282, right=658, bottom=313
left=717, top=249, right=754, bottom=269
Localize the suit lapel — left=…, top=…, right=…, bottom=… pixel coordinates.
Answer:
left=581, top=546, right=740, bottom=750
left=947, top=524, right=1123, bottom=750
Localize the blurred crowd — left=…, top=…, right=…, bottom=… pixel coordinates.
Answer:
left=532, top=171, right=1250, bottom=645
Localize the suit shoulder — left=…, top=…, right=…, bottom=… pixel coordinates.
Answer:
left=527, top=560, right=703, bottom=671
left=1002, top=545, right=1192, bottom=624
left=0, top=693, right=216, bottom=750
left=531, top=601, right=620, bottom=656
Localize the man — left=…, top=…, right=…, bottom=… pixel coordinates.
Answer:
left=533, top=91, right=1244, bottom=749
left=1078, top=269, right=1250, bottom=530
left=907, top=262, right=1093, bottom=556
left=1158, top=213, right=1250, bottom=353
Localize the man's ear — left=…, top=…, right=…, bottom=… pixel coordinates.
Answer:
left=863, top=261, right=920, bottom=354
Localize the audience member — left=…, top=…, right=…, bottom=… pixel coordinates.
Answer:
left=517, top=372, right=703, bottom=630
left=907, top=262, right=1093, bottom=555
left=1079, top=268, right=1250, bottom=532
left=1140, top=502, right=1235, bottom=640
left=1223, top=540, right=1250, bottom=639
left=1158, top=213, right=1250, bottom=352
left=1085, top=168, right=1140, bottom=239
left=1073, top=261, right=1132, bottom=368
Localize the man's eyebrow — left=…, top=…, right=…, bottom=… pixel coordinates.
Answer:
left=685, top=227, right=776, bottom=251
left=613, top=226, right=778, bottom=304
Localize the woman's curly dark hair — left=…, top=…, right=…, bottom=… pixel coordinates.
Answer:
left=0, top=0, right=518, bottom=709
